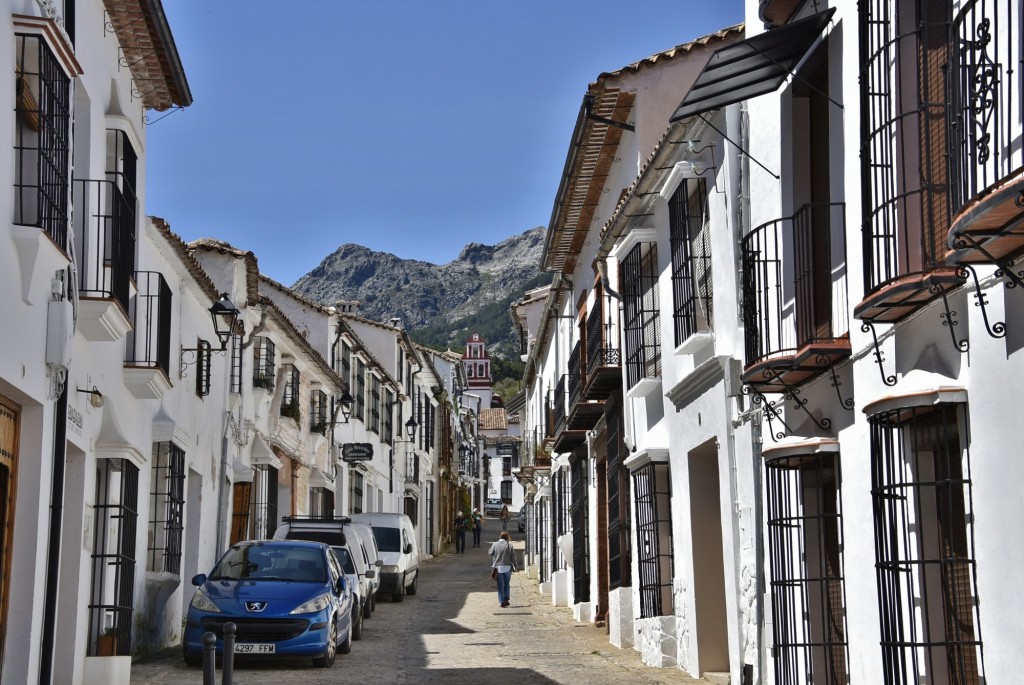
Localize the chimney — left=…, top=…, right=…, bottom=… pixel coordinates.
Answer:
left=335, top=300, right=360, bottom=313
left=390, top=317, right=403, bottom=329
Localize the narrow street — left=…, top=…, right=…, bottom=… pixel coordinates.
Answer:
left=131, top=525, right=698, bottom=685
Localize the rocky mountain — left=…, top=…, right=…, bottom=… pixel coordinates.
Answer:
left=292, top=226, right=551, bottom=358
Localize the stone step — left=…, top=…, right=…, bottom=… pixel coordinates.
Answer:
left=702, top=672, right=730, bottom=685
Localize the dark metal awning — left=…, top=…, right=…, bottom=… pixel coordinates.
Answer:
left=671, top=7, right=835, bottom=121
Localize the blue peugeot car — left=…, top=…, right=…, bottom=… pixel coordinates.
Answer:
left=183, top=540, right=354, bottom=667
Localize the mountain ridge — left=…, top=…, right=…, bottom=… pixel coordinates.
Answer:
left=291, top=226, right=550, bottom=357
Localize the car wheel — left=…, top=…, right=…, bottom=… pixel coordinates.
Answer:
left=392, top=574, right=405, bottom=602
left=313, top=620, right=336, bottom=668
left=407, top=572, right=418, bottom=596
left=338, top=621, right=352, bottom=655
left=370, top=591, right=376, bottom=613
left=352, top=605, right=364, bottom=640
left=363, top=593, right=372, bottom=619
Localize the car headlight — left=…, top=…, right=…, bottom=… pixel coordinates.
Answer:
left=380, top=565, right=399, bottom=574
left=290, top=593, right=332, bottom=615
left=190, top=589, right=222, bottom=614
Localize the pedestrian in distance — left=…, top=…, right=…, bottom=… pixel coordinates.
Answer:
left=499, top=504, right=510, bottom=531
left=472, top=507, right=483, bottom=548
left=454, top=511, right=468, bottom=554
left=488, top=530, right=516, bottom=607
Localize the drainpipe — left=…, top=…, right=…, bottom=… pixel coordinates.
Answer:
left=39, top=383, right=68, bottom=685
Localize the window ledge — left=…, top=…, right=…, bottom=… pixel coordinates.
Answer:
left=673, top=331, right=714, bottom=357
left=623, top=447, right=669, bottom=472
left=626, top=377, right=662, bottom=400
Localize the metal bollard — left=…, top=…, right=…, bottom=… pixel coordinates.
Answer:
left=202, top=632, right=216, bottom=685
left=222, top=622, right=236, bottom=685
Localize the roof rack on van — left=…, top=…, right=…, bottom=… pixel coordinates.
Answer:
left=281, top=515, right=353, bottom=524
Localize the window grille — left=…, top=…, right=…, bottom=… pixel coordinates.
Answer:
left=633, top=461, right=672, bottom=617
left=148, top=442, right=185, bottom=574
left=229, top=334, right=243, bottom=395
left=621, top=242, right=662, bottom=389
left=501, top=480, right=512, bottom=502
left=766, top=452, right=848, bottom=685
left=88, top=459, right=138, bottom=657
left=229, top=481, right=252, bottom=545
left=340, top=342, right=352, bottom=386
left=428, top=404, right=436, bottom=453
left=309, top=487, right=333, bottom=518
left=537, top=501, right=547, bottom=583
left=350, top=472, right=364, bottom=514
left=250, top=465, right=278, bottom=539
left=195, top=339, right=212, bottom=397
left=354, top=359, right=366, bottom=422
left=670, top=178, right=712, bottom=345
left=14, top=34, right=71, bottom=250
left=106, top=129, right=137, bottom=215
left=607, top=404, right=630, bottom=589
left=869, top=402, right=985, bottom=685
left=309, top=389, right=328, bottom=435
left=280, top=365, right=300, bottom=420
left=425, top=483, right=434, bottom=556
left=382, top=388, right=394, bottom=444
left=859, top=0, right=953, bottom=293
left=503, top=457, right=512, bottom=476
left=253, top=337, right=276, bottom=391
left=369, top=376, right=381, bottom=434
left=125, top=272, right=172, bottom=374
left=570, top=456, right=590, bottom=602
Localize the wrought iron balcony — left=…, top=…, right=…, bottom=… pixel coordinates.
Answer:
left=567, top=340, right=604, bottom=431
left=551, top=374, right=586, bottom=453
left=73, top=178, right=136, bottom=315
left=945, top=0, right=1024, bottom=284
left=856, top=0, right=966, bottom=323
left=584, top=295, right=621, bottom=400
left=124, top=271, right=172, bottom=398
left=742, top=203, right=850, bottom=393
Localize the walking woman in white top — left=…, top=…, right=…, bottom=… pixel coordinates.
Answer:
left=488, top=531, right=516, bottom=607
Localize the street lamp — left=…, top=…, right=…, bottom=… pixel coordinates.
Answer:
left=209, top=292, right=241, bottom=350
left=337, top=392, right=353, bottom=423
left=405, top=416, right=418, bottom=440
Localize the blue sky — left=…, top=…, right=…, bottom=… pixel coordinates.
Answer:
left=147, top=1, right=744, bottom=286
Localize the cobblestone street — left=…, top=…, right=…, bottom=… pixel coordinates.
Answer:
left=131, top=527, right=699, bottom=684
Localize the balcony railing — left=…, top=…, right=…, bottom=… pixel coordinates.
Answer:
left=73, top=178, right=136, bottom=314
left=946, top=0, right=1024, bottom=270
left=125, top=271, right=171, bottom=375
left=857, top=0, right=965, bottom=322
left=742, top=203, right=849, bottom=391
left=567, top=342, right=582, bottom=409
left=584, top=295, right=621, bottom=399
left=553, top=374, right=568, bottom=434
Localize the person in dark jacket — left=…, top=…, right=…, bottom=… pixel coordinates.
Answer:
left=488, top=530, right=517, bottom=607
left=454, top=511, right=468, bottom=553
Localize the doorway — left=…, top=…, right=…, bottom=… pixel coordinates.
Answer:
left=0, top=396, right=20, bottom=671
left=688, top=440, right=729, bottom=674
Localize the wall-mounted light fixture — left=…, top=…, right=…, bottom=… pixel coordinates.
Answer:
left=209, top=293, right=241, bottom=350
left=405, top=416, right=418, bottom=441
left=76, top=386, right=104, bottom=408
left=180, top=293, right=243, bottom=380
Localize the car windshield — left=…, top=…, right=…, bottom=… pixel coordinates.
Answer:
left=210, top=544, right=327, bottom=583
left=333, top=546, right=356, bottom=575
left=372, top=527, right=401, bottom=552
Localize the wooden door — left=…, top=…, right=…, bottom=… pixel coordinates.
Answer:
left=0, top=396, right=21, bottom=669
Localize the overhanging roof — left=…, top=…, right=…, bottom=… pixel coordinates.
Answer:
left=670, top=7, right=834, bottom=122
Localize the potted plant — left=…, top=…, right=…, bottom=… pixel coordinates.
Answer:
left=281, top=401, right=302, bottom=424
left=96, top=626, right=118, bottom=656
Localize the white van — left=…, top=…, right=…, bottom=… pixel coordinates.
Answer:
left=346, top=522, right=382, bottom=613
left=350, top=513, right=419, bottom=601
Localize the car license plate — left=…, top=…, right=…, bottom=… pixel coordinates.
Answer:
left=234, top=643, right=275, bottom=654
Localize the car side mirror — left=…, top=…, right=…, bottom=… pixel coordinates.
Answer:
left=336, top=577, right=346, bottom=595
left=375, top=559, right=383, bottom=567
left=404, top=543, right=413, bottom=554
left=364, top=569, right=375, bottom=579
left=191, top=574, right=207, bottom=586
